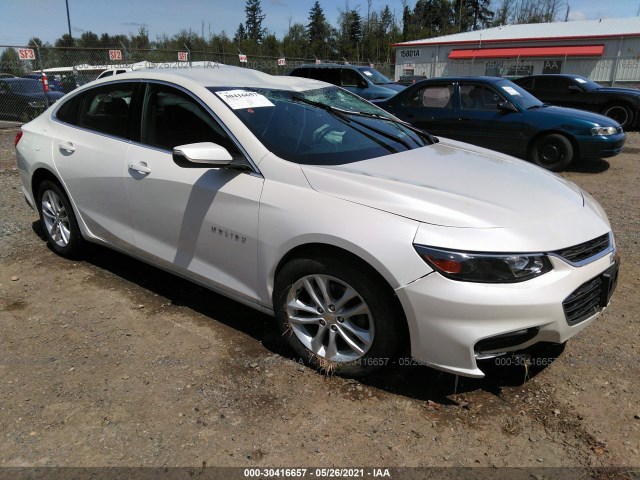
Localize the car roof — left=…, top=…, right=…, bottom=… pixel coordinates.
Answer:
left=2, top=78, right=40, bottom=84
left=516, top=74, right=588, bottom=79
left=294, top=63, right=362, bottom=70
left=417, top=76, right=510, bottom=83
left=100, top=64, right=327, bottom=92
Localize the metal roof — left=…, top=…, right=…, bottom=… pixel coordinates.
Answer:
left=394, top=17, right=640, bottom=46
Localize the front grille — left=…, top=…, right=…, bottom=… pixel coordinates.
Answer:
left=563, top=276, right=603, bottom=325
left=553, top=233, right=609, bottom=264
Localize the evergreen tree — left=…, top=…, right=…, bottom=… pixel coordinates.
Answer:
left=307, top=1, right=330, bottom=58
left=245, top=0, right=266, bottom=44
left=234, top=23, right=247, bottom=44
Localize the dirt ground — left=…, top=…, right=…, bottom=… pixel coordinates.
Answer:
left=1, top=126, right=639, bottom=473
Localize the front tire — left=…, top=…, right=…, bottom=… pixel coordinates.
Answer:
left=37, top=180, right=84, bottom=258
left=529, top=133, right=573, bottom=171
left=274, top=256, right=401, bottom=376
left=603, top=103, right=633, bottom=130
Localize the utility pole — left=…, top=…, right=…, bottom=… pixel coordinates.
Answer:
left=65, top=0, right=72, bottom=37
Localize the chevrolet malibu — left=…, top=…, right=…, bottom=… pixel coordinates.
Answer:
left=15, top=66, right=620, bottom=377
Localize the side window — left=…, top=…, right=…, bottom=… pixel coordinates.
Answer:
left=460, top=85, right=503, bottom=111
left=340, top=69, right=360, bottom=87
left=55, top=94, right=83, bottom=125
left=517, top=77, right=534, bottom=89
left=141, top=83, right=241, bottom=157
left=290, top=68, right=309, bottom=78
left=536, top=76, right=568, bottom=91
left=407, top=84, right=454, bottom=108
left=308, top=68, right=340, bottom=85
left=77, top=83, right=136, bottom=138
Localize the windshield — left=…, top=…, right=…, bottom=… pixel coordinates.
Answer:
left=357, top=68, right=393, bottom=85
left=495, top=79, right=542, bottom=110
left=572, top=76, right=601, bottom=91
left=9, top=80, right=44, bottom=94
left=208, top=86, right=432, bottom=165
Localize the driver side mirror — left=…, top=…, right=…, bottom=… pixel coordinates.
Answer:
left=172, top=142, right=233, bottom=168
left=357, top=78, right=368, bottom=89
left=498, top=101, right=518, bottom=113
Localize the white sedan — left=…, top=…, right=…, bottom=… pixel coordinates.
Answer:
left=15, top=65, right=619, bottom=377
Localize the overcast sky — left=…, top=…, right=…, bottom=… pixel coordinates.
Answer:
left=1, top=0, right=639, bottom=45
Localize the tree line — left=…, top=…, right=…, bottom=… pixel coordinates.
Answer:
left=2, top=0, right=565, bottom=73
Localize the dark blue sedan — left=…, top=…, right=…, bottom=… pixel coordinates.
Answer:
left=374, top=76, right=626, bottom=171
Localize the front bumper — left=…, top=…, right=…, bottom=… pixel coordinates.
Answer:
left=577, top=132, right=626, bottom=159
left=395, top=248, right=618, bottom=378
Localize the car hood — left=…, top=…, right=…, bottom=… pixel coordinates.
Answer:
left=376, top=83, right=406, bottom=93
left=300, top=139, right=584, bottom=228
left=596, top=86, right=640, bottom=97
left=533, top=105, right=620, bottom=126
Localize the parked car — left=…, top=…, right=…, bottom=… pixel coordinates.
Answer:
left=398, top=75, right=427, bottom=86
left=289, top=63, right=405, bottom=100
left=97, top=67, right=132, bottom=79
left=16, top=66, right=619, bottom=378
left=22, top=73, right=64, bottom=92
left=60, top=74, right=92, bottom=94
left=0, top=78, right=64, bottom=122
left=513, top=74, right=640, bottom=130
left=374, top=76, right=625, bottom=171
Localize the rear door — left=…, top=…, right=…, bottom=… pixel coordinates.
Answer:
left=392, top=81, right=458, bottom=138
left=50, top=81, right=139, bottom=250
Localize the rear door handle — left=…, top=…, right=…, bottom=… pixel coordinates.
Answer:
left=58, top=141, right=75, bottom=153
left=128, top=162, right=151, bottom=174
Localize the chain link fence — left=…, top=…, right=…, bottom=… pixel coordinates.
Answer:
left=0, top=45, right=395, bottom=124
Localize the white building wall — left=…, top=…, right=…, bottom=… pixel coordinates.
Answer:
left=394, top=36, right=640, bottom=84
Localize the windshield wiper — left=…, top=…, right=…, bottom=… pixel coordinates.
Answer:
left=292, top=96, right=437, bottom=148
left=332, top=108, right=439, bottom=146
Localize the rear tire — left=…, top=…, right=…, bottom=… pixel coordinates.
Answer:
left=274, top=256, right=401, bottom=376
left=37, top=180, right=84, bottom=258
left=603, top=103, right=633, bottom=130
left=529, top=133, right=573, bottom=171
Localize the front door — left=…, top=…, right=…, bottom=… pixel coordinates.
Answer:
left=455, top=82, right=523, bottom=156
left=125, top=82, right=264, bottom=300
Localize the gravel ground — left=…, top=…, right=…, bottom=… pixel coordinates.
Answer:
left=0, top=126, right=639, bottom=472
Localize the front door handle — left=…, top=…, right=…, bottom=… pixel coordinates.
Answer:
left=58, top=141, right=75, bottom=153
left=128, top=162, right=151, bottom=174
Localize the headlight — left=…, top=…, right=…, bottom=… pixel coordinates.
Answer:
left=414, top=245, right=552, bottom=283
left=591, top=126, right=618, bottom=135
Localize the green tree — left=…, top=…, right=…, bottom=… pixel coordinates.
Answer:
left=27, top=37, right=49, bottom=70
left=283, top=22, right=308, bottom=58
left=234, top=23, right=247, bottom=43
left=307, top=1, right=331, bottom=59
left=338, top=7, right=362, bottom=60
left=0, top=48, right=25, bottom=76
left=245, top=0, right=266, bottom=44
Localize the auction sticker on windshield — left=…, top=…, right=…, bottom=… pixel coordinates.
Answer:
left=502, top=86, right=521, bottom=96
left=216, top=90, right=274, bottom=109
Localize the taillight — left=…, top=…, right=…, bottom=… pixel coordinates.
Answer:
left=42, top=73, right=49, bottom=92
left=15, top=130, right=23, bottom=147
